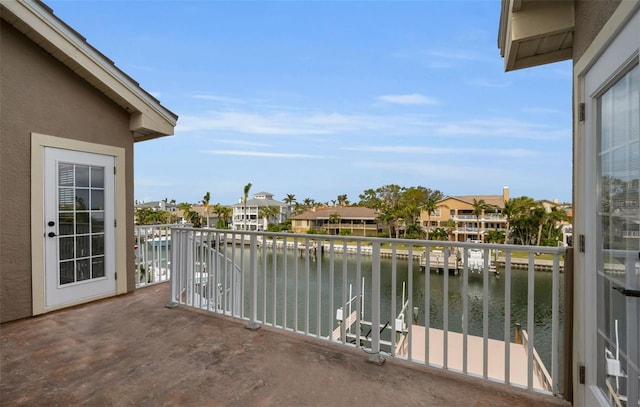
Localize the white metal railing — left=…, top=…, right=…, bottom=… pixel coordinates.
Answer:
left=135, top=224, right=174, bottom=287
left=168, top=227, right=566, bottom=397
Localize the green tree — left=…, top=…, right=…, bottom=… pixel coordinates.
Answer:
left=328, top=212, right=341, bottom=234
left=258, top=206, right=280, bottom=230
left=202, top=192, right=211, bottom=227
left=283, top=193, right=296, bottom=216
left=177, top=202, right=192, bottom=224
left=508, top=197, right=543, bottom=245
left=540, top=206, right=570, bottom=246
left=430, top=227, right=449, bottom=241
left=421, top=191, right=446, bottom=240
left=485, top=229, right=505, bottom=243
left=243, top=182, right=252, bottom=230
left=336, top=194, right=350, bottom=206
left=471, top=199, right=495, bottom=242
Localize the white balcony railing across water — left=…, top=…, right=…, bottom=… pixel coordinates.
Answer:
left=165, top=227, right=567, bottom=397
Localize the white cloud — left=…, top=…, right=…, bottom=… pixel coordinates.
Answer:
left=191, top=94, right=244, bottom=104
left=213, top=139, right=270, bottom=147
left=202, top=149, right=321, bottom=159
left=433, top=118, right=570, bottom=140
left=377, top=93, right=438, bottom=105
left=353, top=161, right=507, bottom=181
left=176, top=110, right=434, bottom=136
left=466, top=78, right=510, bottom=88
left=344, top=145, right=535, bottom=158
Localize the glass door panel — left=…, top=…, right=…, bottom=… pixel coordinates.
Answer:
left=596, top=63, right=639, bottom=406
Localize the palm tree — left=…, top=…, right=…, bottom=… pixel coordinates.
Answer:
left=422, top=196, right=447, bottom=240
left=471, top=199, right=494, bottom=242
left=243, top=182, right=252, bottom=230
left=258, top=206, right=280, bottom=230
left=216, top=205, right=232, bottom=229
left=283, top=193, right=296, bottom=217
left=177, top=202, right=191, bottom=224
left=202, top=192, right=211, bottom=227
left=502, top=198, right=517, bottom=244
left=543, top=206, right=570, bottom=245
left=328, top=212, right=341, bottom=234
left=336, top=194, right=349, bottom=206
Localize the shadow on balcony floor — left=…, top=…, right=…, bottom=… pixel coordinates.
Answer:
left=0, top=283, right=569, bottom=406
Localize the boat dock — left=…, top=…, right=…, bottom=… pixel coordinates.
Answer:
left=395, top=325, right=550, bottom=391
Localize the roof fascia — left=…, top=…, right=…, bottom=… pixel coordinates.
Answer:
left=2, top=0, right=177, bottom=140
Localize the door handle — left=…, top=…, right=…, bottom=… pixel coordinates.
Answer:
left=47, top=232, right=56, bottom=238
left=612, top=286, right=640, bottom=297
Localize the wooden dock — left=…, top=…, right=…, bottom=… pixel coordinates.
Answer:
left=395, top=325, right=549, bottom=390
left=330, top=311, right=358, bottom=341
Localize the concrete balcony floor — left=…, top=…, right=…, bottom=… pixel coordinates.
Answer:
left=1, top=283, right=569, bottom=406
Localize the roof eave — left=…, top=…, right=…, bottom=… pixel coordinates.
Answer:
left=498, top=0, right=574, bottom=72
left=1, top=0, right=178, bottom=140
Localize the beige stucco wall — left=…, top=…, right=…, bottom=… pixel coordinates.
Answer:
left=0, top=21, right=135, bottom=323
left=573, top=0, right=622, bottom=62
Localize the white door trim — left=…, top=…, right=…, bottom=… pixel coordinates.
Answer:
left=31, top=133, right=127, bottom=314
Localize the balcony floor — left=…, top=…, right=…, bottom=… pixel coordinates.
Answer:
left=1, top=283, right=569, bottom=406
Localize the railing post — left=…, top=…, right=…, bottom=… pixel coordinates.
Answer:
left=246, top=233, right=261, bottom=331
left=563, top=247, right=574, bottom=402
left=166, top=227, right=180, bottom=308
left=367, top=241, right=385, bottom=365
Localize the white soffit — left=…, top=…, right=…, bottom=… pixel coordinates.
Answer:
left=498, top=0, right=574, bottom=71
left=1, top=0, right=178, bottom=141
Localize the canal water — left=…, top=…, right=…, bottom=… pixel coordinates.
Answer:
left=240, top=248, right=564, bottom=372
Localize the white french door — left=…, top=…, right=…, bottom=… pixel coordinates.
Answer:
left=44, top=147, right=116, bottom=308
left=584, top=8, right=639, bottom=406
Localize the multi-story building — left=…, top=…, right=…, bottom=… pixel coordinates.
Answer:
left=231, top=192, right=289, bottom=231
left=421, top=187, right=510, bottom=242
left=134, top=200, right=179, bottom=213
left=290, top=206, right=381, bottom=237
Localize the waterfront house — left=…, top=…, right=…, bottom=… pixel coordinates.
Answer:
left=0, top=0, right=177, bottom=323
left=231, top=192, right=290, bottom=231
left=291, top=206, right=381, bottom=237
left=421, top=187, right=510, bottom=242
left=134, top=200, right=179, bottom=214
left=498, top=1, right=639, bottom=404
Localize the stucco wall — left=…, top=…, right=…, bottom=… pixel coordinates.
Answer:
left=0, top=21, right=135, bottom=323
left=573, top=0, right=622, bottom=62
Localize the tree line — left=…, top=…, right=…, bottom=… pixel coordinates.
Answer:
left=135, top=184, right=569, bottom=246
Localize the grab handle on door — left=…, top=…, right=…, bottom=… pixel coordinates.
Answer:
left=47, top=232, right=56, bottom=238
left=612, top=286, right=640, bottom=297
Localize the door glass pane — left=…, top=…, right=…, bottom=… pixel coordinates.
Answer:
left=91, top=190, right=104, bottom=210
left=58, top=164, right=74, bottom=186
left=76, top=236, right=90, bottom=258
left=91, top=235, right=104, bottom=256
left=76, top=212, right=89, bottom=234
left=76, top=259, right=91, bottom=281
left=56, top=162, right=107, bottom=286
left=75, top=165, right=89, bottom=187
left=75, top=189, right=89, bottom=210
left=59, top=188, right=74, bottom=211
left=59, top=261, right=75, bottom=285
left=597, top=63, right=639, bottom=403
left=92, top=257, right=105, bottom=278
left=91, top=212, right=104, bottom=233
left=91, top=167, right=104, bottom=188
left=59, top=237, right=74, bottom=260
left=59, top=212, right=74, bottom=236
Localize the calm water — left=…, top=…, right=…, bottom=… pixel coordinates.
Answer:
left=238, top=249, right=564, bottom=371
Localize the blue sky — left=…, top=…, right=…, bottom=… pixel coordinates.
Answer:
left=48, top=1, right=572, bottom=206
